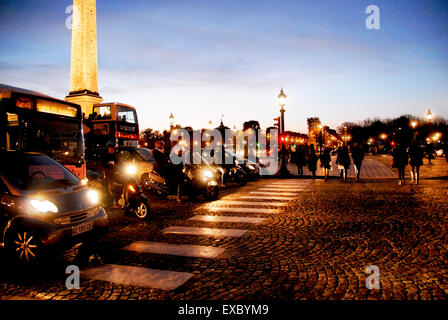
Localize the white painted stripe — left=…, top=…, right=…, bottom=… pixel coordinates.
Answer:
left=208, top=200, right=285, bottom=207
left=249, top=191, right=299, bottom=196
left=264, top=185, right=306, bottom=189
left=189, top=215, right=264, bottom=224
left=206, top=207, right=278, bottom=214
left=163, top=226, right=247, bottom=237
left=122, top=241, right=225, bottom=258
left=258, top=188, right=304, bottom=192
left=239, top=195, right=295, bottom=201
left=82, top=264, right=193, bottom=290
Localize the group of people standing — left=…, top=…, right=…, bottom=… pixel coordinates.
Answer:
left=290, top=142, right=432, bottom=184
left=290, top=144, right=365, bottom=182
left=391, top=143, right=425, bottom=185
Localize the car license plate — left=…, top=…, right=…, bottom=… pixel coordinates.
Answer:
left=72, top=222, right=93, bottom=236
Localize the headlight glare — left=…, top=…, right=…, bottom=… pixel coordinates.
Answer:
left=125, top=164, right=137, bottom=176
left=203, top=170, right=214, bottom=178
left=87, top=189, right=99, bottom=205
left=30, top=199, right=58, bottom=213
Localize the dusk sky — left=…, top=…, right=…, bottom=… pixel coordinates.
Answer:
left=1, top=0, right=447, bottom=133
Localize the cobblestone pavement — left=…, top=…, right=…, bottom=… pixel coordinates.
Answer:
left=0, top=176, right=447, bottom=300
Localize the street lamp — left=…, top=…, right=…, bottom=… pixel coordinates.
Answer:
left=169, top=113, right=175, bottom=130
left=410, top=120, right=418, bottom=142
left=277, top=87, right=290, bottom=176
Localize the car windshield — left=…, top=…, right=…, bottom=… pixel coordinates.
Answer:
left=0, top=153, right=80, bottom=190
left=135, top=148, right=154, bottom=162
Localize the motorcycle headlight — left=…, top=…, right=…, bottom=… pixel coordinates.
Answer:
left=203, top=170, right=214, bottom=179
left=30, top=199, right=58, bottom=214
left=125, top=164, right=137, bottom=176
left=87, top=189, right=99, bottom=205
left=247, top=164, right=256, bottom=170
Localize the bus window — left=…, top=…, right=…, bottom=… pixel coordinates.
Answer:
left=33, top=118, right=83, bottom=166
left=117, top=106, right=136, bottom=124
left=93, top=105, right=112, bottom=120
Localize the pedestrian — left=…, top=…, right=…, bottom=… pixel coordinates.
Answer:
left=409, top=143, right=424, bottom=184
left=319, top=147, right=331, bottom=180
left=351, top=143, right=365, bottom=182
left=336, top=146, right=351, bottom=182
left=391, top=144, right=408, bottom=185
left=295, top=145, right=307, bottom=176
left=307, top=144, right=318, bottom=178
left=101, top=141, right=118, bottom=207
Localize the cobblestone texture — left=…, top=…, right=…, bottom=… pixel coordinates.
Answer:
left=0, top=157, right=447, bottom=300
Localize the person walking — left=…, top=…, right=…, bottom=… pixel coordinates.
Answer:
left=336, top=146, right=351, bottom=182
left=409, top=143, right=424, bottom=184
left=295, top=145, right=307, bottom=176
left=391, top=144, right=409, bottom=185
left=307, top=144, right=318, bottom=178
left=351, top=143, right=365, bottom=182
left=319, top=147, right=332, bottom=180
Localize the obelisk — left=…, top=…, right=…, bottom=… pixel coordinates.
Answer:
left=65, top=0, right=103, bottom=116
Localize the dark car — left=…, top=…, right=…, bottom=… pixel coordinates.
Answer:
left=0, top=152, right=109, bottom=264
left=224, top=150, right=260, bottom=178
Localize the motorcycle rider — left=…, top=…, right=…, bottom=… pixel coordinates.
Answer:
left=152, top=140, right=183, bottom=202
left=101, top=141, right=118, bottom=207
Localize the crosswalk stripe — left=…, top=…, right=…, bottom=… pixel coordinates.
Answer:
left=249, top=191, right=299, bottom=196
left=189, top=215, right=264, bottom=224
left=82, top=264, right=193, bottom=290
left=206, top=207, right=278, bottom=214
left=208, top=200, right=285, bottom=207
left=122, top=241, right=225, bottom=258
left=258, top=188, right=305, bottom=192
left=239, top=195, right=294, bottom=201
left=264, top=185, right=307, bottom=189
left=162, top=226, right=247, bottom=237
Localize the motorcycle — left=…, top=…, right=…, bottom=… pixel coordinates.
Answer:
left=87, top=161, right=151, bottom=220
left=144, top=163, right=220, bottom=201
left=214, top=161, right=248, bottom=186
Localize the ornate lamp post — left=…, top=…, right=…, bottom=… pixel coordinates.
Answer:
left=169, top=113, right=174, bottom=130
left=277, top=88, right=290, bottom=176
left=426, top=109, right=434, bottom=164
left=410, top=120, right=418, bottom=142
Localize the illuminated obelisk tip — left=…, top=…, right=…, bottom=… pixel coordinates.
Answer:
left=65, top=0, right=103, bottom=116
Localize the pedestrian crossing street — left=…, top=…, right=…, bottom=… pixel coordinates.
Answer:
left=81, top=180, right=311, bottom=292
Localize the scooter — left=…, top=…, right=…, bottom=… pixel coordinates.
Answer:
left=219, top=162, right=248, bottom=186
left=144, top=163, right=220, bottom=201
left=87, top=161, right=151, bottom=220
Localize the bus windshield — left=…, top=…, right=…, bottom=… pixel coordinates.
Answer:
left=32, top=118, right=83, bottom=166
left=117, top=105, right=136, bottom=124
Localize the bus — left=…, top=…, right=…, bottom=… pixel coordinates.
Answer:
left=0, top=84, right=86, bottom=179
left=85, top=102, right=139, bottom=151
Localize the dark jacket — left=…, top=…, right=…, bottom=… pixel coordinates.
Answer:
left=336, top=147, right=351, bottom=168
left=351, top=146, right=365, bottom=166
left=409, top=145, right=424, bottom=167
left=392, top=146, right=408, bottom=168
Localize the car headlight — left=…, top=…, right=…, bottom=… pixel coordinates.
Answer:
left=87, top=189, right=99, bottom=205
left=203, top=170, right=214, bottom=179
left=30, top=199, right=58, bottom=214
left=80, top=178, right=89, bottom=185
left=125, top=164, right=137, bottom=176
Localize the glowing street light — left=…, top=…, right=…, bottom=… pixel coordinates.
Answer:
left=277, top=87, right=289, bottom=176
left=426, top=109, right=433, bottom=122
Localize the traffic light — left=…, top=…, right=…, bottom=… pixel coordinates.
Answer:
left=273, top=117, right=280, bottom=128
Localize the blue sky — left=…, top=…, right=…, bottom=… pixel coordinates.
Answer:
left=1, top=0, right=447, bottom=132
